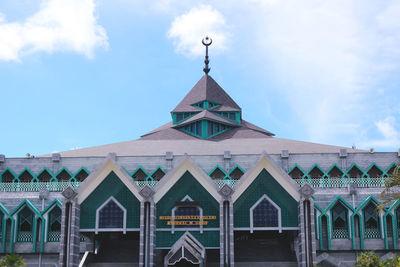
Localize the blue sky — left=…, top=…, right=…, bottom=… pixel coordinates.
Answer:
left=0, top=0, right=399, bottom=157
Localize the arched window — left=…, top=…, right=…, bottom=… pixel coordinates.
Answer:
left=171, top=196, right=202, bottom=233
left=331, top=202, right=349, bottom=239
left=17, top=206, right=34, bottom=242
left=250, top=195, right=281, bottom=233
left=363, top=202, right=380, bottom=239
left=0, top=211, right=3, bottom=240
left=395, top=206, right=400, bottom=238
left=47, top=206, right=61, bottom=242
left=96, top=197, right=126, bottom=233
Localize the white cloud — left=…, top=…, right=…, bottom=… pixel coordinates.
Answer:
left=0, top=0, right=108, bottom=61
left=362, top=117, right=400, bottom=148
left=161, top=1, right=400, bottom=150
left=167, top=5, right=229, bottom=57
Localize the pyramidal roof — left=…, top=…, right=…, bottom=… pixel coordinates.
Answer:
left=140, top=73, right=275, bottom=140
left=171, top=75, right=241, bottom=112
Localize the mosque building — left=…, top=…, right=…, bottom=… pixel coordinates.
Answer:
left=0, top=38, right=399, bottom=267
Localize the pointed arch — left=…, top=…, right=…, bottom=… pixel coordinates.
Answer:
left=73, top=167, right=90, bottom=182
left=18, top=168, right=36, bottom=183
left=346, top=163, right=364, bottom=178
left=37, top=168, right=55, bottom=182
left=0, top=203, right=9, bottom=253
left=209, top=165, right=228, bottom=180
left=95, top=196, right=127, bottom=234
left=356, top=197, right=383, bottom=240
left=10, top=200, right=41, bottom=251
left=41, top=200, right=62, bottom=244
left=365, top=163, right=384, bottom=178
left=171, top=195, right=203, bottom=234
left=0, top=168, right=17, bottom=183
left=55, top=168, right=73, bottom=182
left=250, top=194, right=281, bottom=233
left=307, top=164, right=326, bottom=179
left=151, top=167, right=166, bottom=181
left=326, top=164, right=344, bottom=179
left=384, top=162, right=398, bottom=178
left=288, top=164, right=306, bottom=179
left=132, top=167, right=149, bottom=181
left=229, top=165, right=245, bottom=180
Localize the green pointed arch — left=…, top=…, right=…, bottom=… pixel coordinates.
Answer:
left=37, top=167, right=56, bottom=182
left=229, top=165, right=245, bottom=180
left=345, top=163, right=364, bottom=177
left=0, top=203, right=10, bottom=253
left=40, top=199, right=62, bottom=251
left=384, top=162, right=398, bottom=178
left=150, top=166, right=166, bottom=181
left=55, top=167, right=74, bottom=182
left=326, top=164, right=345, bottom=178
left=131, top=166, right=151, bottom=181
left=73, top=167, right=90, bottom=181
left=10, top=199, right=42, bottom=252
left=209, top=165, right=228, bottom=180
left=365, top=163, right=385, bottom=178
left=17, top=168, right=37, bottom=183
left=0, top=168, right=17, bottom=183
left=288, top=164, right=306, bottom=180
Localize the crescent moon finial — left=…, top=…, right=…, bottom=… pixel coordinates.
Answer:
left=202, top=36, right=212, bottom=46
left=202, top=36, right=212, bottom=75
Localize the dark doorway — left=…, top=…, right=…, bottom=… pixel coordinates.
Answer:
left=93, top=232, right=140, bottom=263
left=234, top=230, right=297, bottom=262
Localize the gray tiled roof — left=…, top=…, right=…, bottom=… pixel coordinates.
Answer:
left=171, top=75, right=241, bottom=112
left=45, top=137, right=366, bottom=157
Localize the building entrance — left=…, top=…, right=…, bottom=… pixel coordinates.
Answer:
left=93, top=232, right=140, bottom=264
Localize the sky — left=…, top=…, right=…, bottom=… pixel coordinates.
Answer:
left=0, top=0, right=399, bottom=157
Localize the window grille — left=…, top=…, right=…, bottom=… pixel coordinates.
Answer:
left=229, top=167, right=244, bottom=180
left=1, top=170, right=14, bottom=182
left=363, top=202, right=380, bottom=239
left=289, top=166, right=304, bottom=179
left=253, top=198, right=278, bottom=227
left=396, top=206, right=400, bottom=238
left=331, top=202, right=349, bottom=239
left=19, top=170, right=33, bottom=183
left=210, top=167, right=226, bottom=180
left=0, top=211, right=3, bottom=240
left=37, top=170, right=52, bottom=182
left=17, top=206, right=34, bottom=242
left=74, top=169, right=89, bottom=181
left=98, top=200, right=124, bottom=229
left=56, top=170, right=71, bottom=182
left=48, top=206, right=61, bottom=242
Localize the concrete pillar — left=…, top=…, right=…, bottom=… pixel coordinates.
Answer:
left=139, top=185, right=155, bottom=267
left=218, top=184, right=234, bottom=267
left=298, top=184, right=316, bottom=267
left=59, top=186, right=80, bottom=267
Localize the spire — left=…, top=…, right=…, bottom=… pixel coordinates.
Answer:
left=202, top=36, right=212, bottom=75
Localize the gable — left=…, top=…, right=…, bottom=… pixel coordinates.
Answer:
left=156, top=171, right=219, bottom=229
left=154, top=157, right=220, bottom=203
left=234, top=169, right=298, bottom=228
left=80, top=171, right=140, bottom=229
left=77, top=158, right=142, bottom=204
left=233, top=154, right=300, bottom=202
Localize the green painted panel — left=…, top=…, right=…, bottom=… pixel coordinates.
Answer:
left=155, top=230, right=219, bottom=248
left=234, top=169, right=298, bottom=227
left=156, top=171, right=219, bottom=229
left=80, top=171, right=140, bottom=229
